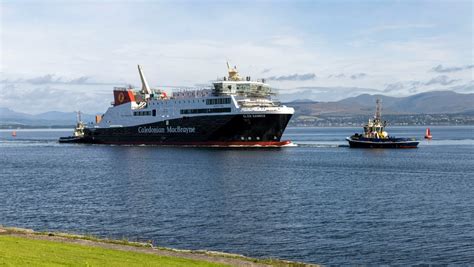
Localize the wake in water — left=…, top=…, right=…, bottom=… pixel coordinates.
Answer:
left=0, top=139, right=63, bottom=147
left=1, top=137, right=472, bottom=148
left=293, top=141, right=347, bottom=148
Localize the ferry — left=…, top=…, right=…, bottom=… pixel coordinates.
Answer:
left=59, top=64, right=294, bottom=147
left=346, top=99, right=419, bottom=148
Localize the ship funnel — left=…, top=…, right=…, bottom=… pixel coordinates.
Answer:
left=138, top=65, right=151, bottom=95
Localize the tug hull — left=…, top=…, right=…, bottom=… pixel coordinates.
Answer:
left=346, top=137, right=419, bottom=148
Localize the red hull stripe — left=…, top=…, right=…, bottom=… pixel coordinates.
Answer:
left=100, top=140, right=293, bottom=147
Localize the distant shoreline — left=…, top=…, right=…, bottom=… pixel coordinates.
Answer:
left=1, top=124, right=473, bottom=130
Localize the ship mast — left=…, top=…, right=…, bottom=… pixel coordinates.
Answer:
left=375, top=98, right=382, bottom=122
left=138, top=65, right=152, bottom=95
left=76, top=110, right=82, bottom=123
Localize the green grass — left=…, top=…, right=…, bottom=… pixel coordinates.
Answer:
left=0, top=235, right=228, bottom=267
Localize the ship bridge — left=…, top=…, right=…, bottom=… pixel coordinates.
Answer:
left=212, top=63, right=273, bottom=98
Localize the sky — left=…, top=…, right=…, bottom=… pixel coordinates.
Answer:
left=0, top=0, right=473, bottom=114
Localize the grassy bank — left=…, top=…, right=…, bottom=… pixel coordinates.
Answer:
left=0, top=235, right=224, bottom=266
left=0, top=227, right=315, bottom=266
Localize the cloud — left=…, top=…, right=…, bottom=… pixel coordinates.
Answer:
left=68, top=76, right=91, bottom=84
left=360, top=23, right=435, bottom=35
left=26, top=74, right=61, bottom=84
left=267, top=73, right=316, bottom=81
left=431, top=64, right=474, bottom=73
left=294, top=86, right=381, bottom=93
left=350, top=73, right=367, bottom=80
left=1, top=74, right=112, bottom=85
left=384, top=75, right=460, bottom=93
left=0, top=83, right=111, bottom=114
left=327, top=73, right=367, bottom=79
left=384, top=81, right=422, bottom=93
left=327, top=73, right=345, bottom=78
left=384, top=82, right=405, bottom=93
left=425, top=75, right=459, bottom=86
left=448, top=81, right=474, bottom=93
left=276, top=86, right=382, bottom=102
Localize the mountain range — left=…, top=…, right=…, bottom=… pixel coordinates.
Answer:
left=288, top=90, right=474, bottom=116
left=0, top=108, right=95, bottom=127
left=0, top=91, right=472, bottom=128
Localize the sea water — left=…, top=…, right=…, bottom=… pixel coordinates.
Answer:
left=1, top=126, right=473, bottom=265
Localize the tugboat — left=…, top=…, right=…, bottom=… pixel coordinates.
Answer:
left=59, top=111, right=86, bottom=143
left=346, top=99, right=419, bottom=148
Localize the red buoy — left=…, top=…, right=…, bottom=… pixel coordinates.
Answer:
left=424, top=128, right=432, bottom=139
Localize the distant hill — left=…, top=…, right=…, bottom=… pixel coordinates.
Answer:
left=288, top=91, right=474, bottom=116
left=277, top=86, right=380, bottom=102
left=0, top=107, right=95, bottom=127
left=286, top=91, right=474, bottom=126
left=288, top=99, right=317, bottom=103
left=1, top=90, right=472, bottom=128
left=0, top=107, right=32, bottom=120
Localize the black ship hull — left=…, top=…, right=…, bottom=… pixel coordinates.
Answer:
left=346, top=137, right=419, bottom=148
left=58, top=136, right=84, bottom=143
left=61, top=114, right=293, bottom=147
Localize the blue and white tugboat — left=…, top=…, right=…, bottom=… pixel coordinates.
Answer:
left=346, top=99, right=419, bottom=148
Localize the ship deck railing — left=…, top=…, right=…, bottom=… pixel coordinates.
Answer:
left=214, top=77, right=267, bottom=83
left=171, top=88, right=212, bottom=99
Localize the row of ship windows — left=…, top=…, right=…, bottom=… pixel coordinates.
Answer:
left=206, top=98, right=231, bottom=105
left=150, top=100, right=202, bottom=105
left=149, top=98, right=231, bottom=105
left=134, top=107, right=231, bottom=116
left=180, top=108, right=231, bottom=114
left=134, top=111, right=152, bottom=116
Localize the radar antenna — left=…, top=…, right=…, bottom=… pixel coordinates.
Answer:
left=138, top=65, right=151, bottom=95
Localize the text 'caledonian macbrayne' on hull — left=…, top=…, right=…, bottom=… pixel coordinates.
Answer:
left=59, top=63, right=294, bottom=147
